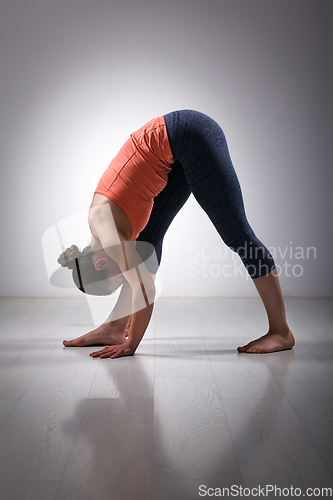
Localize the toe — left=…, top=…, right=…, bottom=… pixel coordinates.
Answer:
left=63, top=340, right=76, bottom=347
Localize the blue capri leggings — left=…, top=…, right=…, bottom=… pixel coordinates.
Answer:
left=136, top=110, right=276, bottom=279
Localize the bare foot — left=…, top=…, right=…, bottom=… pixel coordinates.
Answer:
left=237, top=328, right=295, bottom=354
left=63, top=322, right=127, bottom=347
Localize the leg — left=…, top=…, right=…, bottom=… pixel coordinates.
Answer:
left=165, top=110, right=293, bottom=353
left=136, top=160, right=191, bottom=270
left=165, top=111, right=276, bottom=278
left=237, top=268, right=295, bottom=353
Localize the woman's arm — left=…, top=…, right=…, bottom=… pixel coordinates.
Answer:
left=90, top=212, right=156, bottom=359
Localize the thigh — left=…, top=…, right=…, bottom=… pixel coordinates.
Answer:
left=179, top=114, right=251, bottom=246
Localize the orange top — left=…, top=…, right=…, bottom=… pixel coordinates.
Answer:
left=94, top=115, right=173, bottom=241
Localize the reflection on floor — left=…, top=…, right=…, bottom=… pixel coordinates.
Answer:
left=0, top=297, right=332, bottom=499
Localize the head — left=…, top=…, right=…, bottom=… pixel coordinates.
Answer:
left=57, top=245, right=124, bottom=295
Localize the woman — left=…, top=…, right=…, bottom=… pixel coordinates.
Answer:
left=58, top=110, right=294, bottom=358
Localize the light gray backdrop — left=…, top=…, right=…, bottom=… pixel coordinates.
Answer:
left=0, top=0, right=332, bottom=297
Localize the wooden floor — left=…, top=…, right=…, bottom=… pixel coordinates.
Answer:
left=0, top=297, right=332, bottom=499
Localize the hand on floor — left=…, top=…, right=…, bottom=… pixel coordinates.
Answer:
left=90, top=343, right=134, bottom=359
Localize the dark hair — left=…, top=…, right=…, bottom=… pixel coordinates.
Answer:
left=57, top=244, right=119, bottom=296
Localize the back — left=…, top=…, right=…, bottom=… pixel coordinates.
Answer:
left=95, top=115, right=173, bottom=240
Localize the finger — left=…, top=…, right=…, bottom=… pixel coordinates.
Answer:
left=90, top=349, right=109, bottom=357
left=110, top=348, right=131, bottom=359
left=90, top=345, right=112, bottom=355
left=101, top=346, right=119, bottom=357
left=105, top=347, right=123, bottom=359
left=100, top=351, right=116, bottom=358
left=110, top=352, right=121, bottom=359
left=90, top=348, right=105, bottom=355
